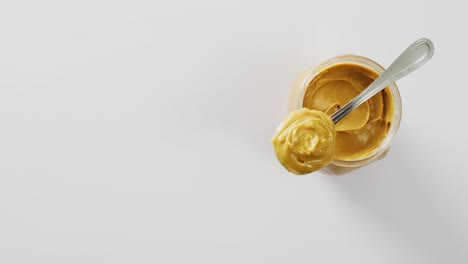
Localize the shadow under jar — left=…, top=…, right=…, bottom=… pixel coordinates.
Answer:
left=289, top=55, right=402, bottom=175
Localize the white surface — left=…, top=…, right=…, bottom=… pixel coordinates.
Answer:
left=1, top=0, right=467, bottom=263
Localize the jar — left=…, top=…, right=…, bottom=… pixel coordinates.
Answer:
left=288, top=55, right=402, bottom=175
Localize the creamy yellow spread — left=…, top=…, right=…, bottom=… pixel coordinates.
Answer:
left=272, top=63, right=394, bottom=175
left=272, top=108, right=336, bottom=174
left=303, top=63, right=394, bottom=160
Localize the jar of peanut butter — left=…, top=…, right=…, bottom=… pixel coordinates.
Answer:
left=289, top=55, right=402, bottom=175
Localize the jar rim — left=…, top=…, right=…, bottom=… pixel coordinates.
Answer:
left=293, top=54, right=402, bottom=167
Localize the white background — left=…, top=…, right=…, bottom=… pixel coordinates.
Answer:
left=1, top=0, right=467, bottom=263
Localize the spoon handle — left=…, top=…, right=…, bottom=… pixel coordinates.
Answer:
left=330, top=38, right=435, bottom=124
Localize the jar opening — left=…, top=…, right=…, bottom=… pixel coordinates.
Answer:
left=293, top=55, right=402, bottom=168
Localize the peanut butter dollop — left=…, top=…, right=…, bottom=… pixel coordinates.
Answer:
left=272, top=108, right=336, bottom=174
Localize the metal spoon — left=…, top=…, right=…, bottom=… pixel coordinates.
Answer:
left=330, top=38, right=434, bottom=124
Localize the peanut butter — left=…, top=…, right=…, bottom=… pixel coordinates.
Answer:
left=272, top=108, right=336, bottom=174
left=303, top=63, right=394, bottom=160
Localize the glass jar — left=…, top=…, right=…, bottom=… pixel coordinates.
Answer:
left=288, top=55, right=402, bottom=175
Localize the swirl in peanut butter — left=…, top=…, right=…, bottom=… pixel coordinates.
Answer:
left=272, top=108, right=336, bottom=175
left=303, top=63, right=394, bottom=160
